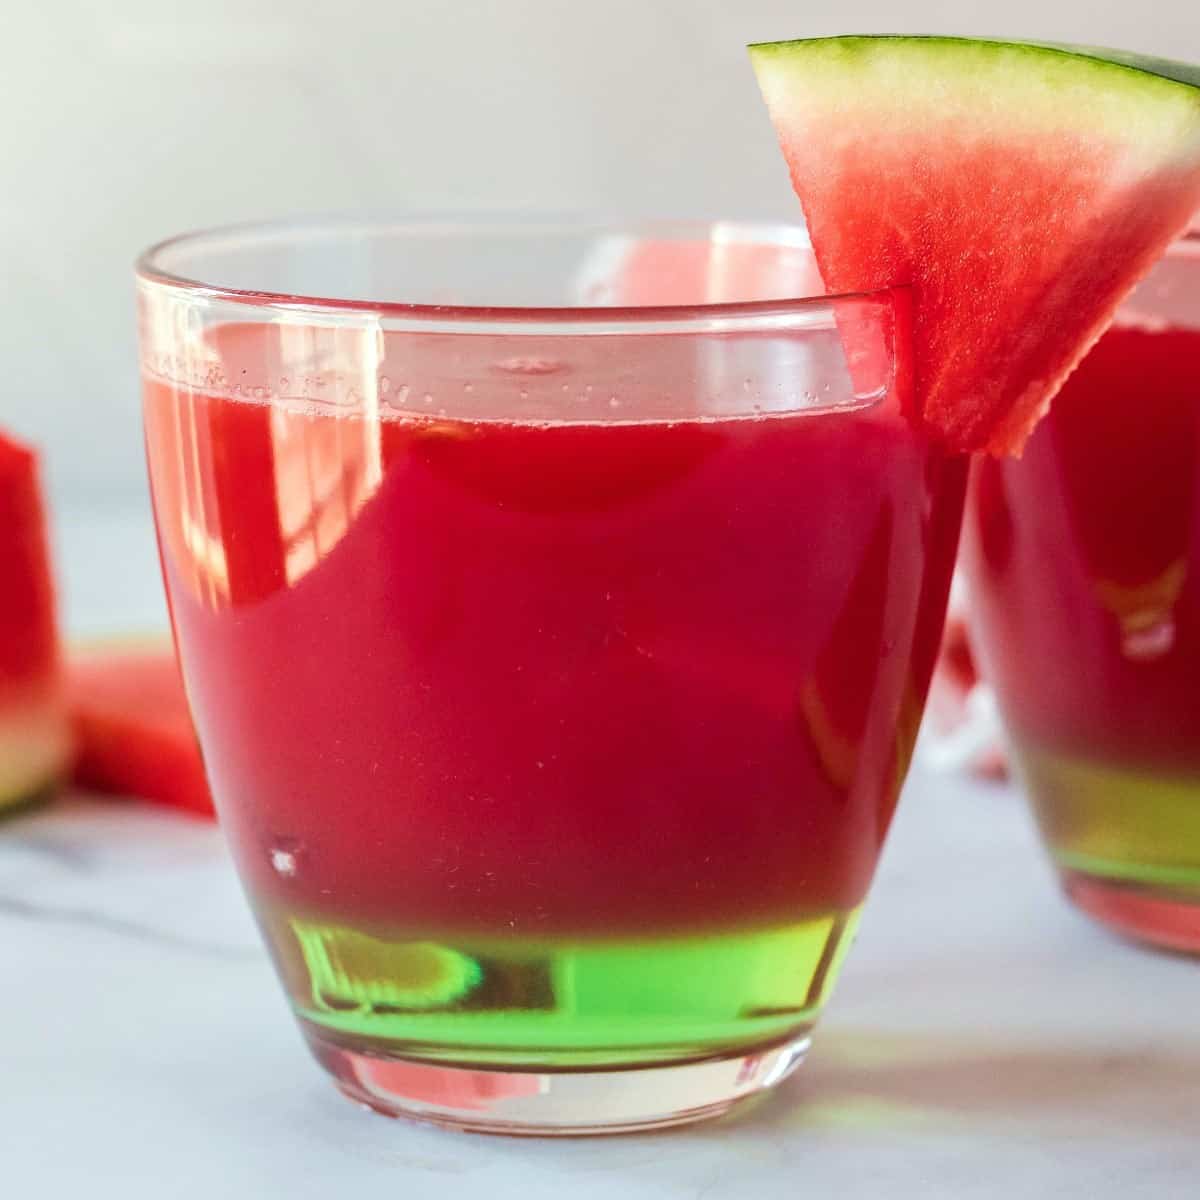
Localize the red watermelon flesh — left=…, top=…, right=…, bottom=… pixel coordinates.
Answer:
left=750, top=37, right=1200, bottom=454
left=0, top=432, right=71, bottom=810
left=67, top=642, right=214, bottom=818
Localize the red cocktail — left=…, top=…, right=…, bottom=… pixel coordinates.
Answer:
left=139, top=218, right=965, bottom=1132
left=965, top=232, right=1200, bottom=950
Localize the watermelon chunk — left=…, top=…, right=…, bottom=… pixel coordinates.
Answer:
left=66, top=641, right=214, bottom=818
left=0, top=432, right=71, bottom=812
left=750, top=36, right=1200, bottom=453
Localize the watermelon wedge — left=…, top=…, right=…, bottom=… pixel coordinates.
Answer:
left=66, top=641, right=213, bottom=818
left=0, top=432, right=71, bottom=812
left=749, top=36, right=1200, bottom=453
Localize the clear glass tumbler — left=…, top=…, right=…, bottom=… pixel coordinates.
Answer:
left=964, top=231, right=1200, bottom=953
left=137, top=217, right=966, bottom=1134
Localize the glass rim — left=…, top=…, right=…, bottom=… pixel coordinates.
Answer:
left=134, top=212, right=896, bottom=334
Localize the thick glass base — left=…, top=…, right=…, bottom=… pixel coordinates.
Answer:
left=1061, top=870, right=1200, bottom=954
left=307, top=1029, right=810, bottom=1135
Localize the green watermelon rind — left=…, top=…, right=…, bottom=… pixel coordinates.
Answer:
left=748, top=36, right=1200, bottom=160
left=748, top=36, right=1200, bottom=93
left=0, top=705, right=72, bottom=814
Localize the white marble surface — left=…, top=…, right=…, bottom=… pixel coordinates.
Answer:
left=5, top=771, right=1199, bottom=1197
left=4, top=507, right=1198, bottom=1197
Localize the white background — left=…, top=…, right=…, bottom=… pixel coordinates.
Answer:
left=3, top=0, right=1199, bottom=510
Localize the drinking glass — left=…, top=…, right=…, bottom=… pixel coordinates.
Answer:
left=137, top=217, right=966, bottom=1133
left=964, top=230, right=1200, bottom=952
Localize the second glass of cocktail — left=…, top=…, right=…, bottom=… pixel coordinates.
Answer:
left=964, top=231, right=1200, bottom=951
left=138, top=217, right=965, bottom=1134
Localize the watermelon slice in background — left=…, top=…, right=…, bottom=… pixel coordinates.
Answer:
left=0, top=432, right=72, bottom=812
left=66, top=640, right=214, bottom=818
left=750, top=36, right=1200, bottom=454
